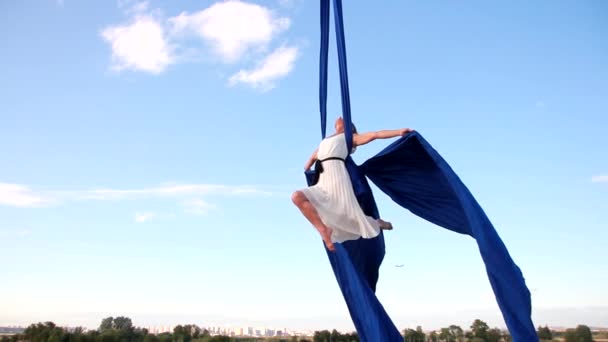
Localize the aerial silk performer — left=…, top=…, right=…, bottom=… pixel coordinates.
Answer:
left=291, top=118, right=412, bottom=251
left=291, top=0, right=538, bottom=341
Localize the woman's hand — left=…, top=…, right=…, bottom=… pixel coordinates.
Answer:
left=399, top=128, right=414, bottom=136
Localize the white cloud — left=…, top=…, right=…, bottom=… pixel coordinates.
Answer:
left=169, top=0, right=290, bottom=62
left=0, top=182, right=270, bottom=211
left=100, top=1, right=299, bottom=89
left=0, top=183, right=48, bottom=208
left=83, top=183, right=270, bottom=200
left=118, top=0, right=149, bottom=14
left=229, top=45, right=298, bottom=90
left=182, top=199, right=217, bottom=216
left=135, top=212, right=156, bottom=223
left=101, top=15, right=173, bottom=74
left=277, top=0, right=302, bottom=8
left=591, top=175, right=608, bottom=183
left=128, top=1, right=149, bottom=14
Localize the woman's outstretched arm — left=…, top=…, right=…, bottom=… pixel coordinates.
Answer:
left=353, top=128, right=413, bottom=147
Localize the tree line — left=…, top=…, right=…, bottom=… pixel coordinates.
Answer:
left=0, top=316, right=601, bottom=342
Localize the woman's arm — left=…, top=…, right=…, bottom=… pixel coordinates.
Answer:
left=304, top=148, right=319, bottom=170
left=353, top=128, right=413, bottom=147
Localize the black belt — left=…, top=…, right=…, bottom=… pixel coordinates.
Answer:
left=314, top=157, right=345, bottom=174
left=320, top=157, right=345, bottom=163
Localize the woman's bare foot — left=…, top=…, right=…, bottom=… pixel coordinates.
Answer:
left=378, top=219, right=393, bottom=230
left=320, top=227, right=335, bottom=252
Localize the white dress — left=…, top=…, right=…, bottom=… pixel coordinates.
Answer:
left=300, top=133, right=381, bottom=243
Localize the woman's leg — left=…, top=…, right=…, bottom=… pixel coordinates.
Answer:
left=291, top=191, right=335, bottom=251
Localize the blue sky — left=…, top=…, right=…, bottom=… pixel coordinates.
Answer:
left=1, top=0, right=607, bottom=333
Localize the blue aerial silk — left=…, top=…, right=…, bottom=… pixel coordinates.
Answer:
left=305, top=1, right=538, bottom=341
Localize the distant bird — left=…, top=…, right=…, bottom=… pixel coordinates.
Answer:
left=394, top=264, right=404, bottom=268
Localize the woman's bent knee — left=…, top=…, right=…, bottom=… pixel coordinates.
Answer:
left=291, top=191, right=305, bottom=206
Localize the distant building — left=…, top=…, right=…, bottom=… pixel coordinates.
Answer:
left=0, top=327, right=25, bottom=335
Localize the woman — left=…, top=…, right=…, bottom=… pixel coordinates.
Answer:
left=292, top=117, right=413, bottom=251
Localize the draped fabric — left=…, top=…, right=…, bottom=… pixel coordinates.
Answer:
left=361, top=133, right=538, bottom=342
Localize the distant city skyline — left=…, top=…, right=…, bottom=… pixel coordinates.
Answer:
left=2, top=305, right=608, bottom=333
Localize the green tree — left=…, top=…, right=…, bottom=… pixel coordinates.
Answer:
left=403, top=326, right=425, bottom=342
left=174, top=324, right=202, bottom=342
left=174, top=325, right=188, bottom=342
left=438, top=325, right=463, bottom=342
left=576, top=325, right=593, bottom=342
left=157, top=332, right=172, bottom=342
left=24, top=321, right=67, bottom=342
left=470, top=320, right=489, bottom=341
left=208, top=336, right=230, bottom=342
left=188, top=325, right=202, bottom=339
left=113, top=316, right=134, bottom=332
left=314, top=330, right=331, bottom=342
left=439, top=328, right=451, bottom=341
left=331, top=329, right=341, bottom=341
left=487, top=328, right=502, bottom=342
left=201, top=329, right=210, bottom=339
left=346, top=332, right=360, bottom=342
left=449, top=325, right=464, bottom=342
left=99, top=317, right=114, bottom=333
left=143, top=334, right=159, bottom=342
left=564, top=325, right=593, bottom=342
left=537, top=325, right=552, bottom=341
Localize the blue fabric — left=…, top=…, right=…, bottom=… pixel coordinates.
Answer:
left=361, top=133, right=538, bottom=342
left=311, top=0, right=537, bottom=341
left=318, top=0, right=329, bottom=139
left=314, top=1, right=402, bottom=340
left=306, top=157, right=402, bottom=342
left=331, top=0, right=354, bottom=153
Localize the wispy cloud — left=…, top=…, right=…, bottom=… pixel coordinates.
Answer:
left=229, top=45, right=298, bottom=90
left=134, top=212, right=156, bottom=223
left=101, top=15, right=173, bottom=74
left=278, top=0, right=297, bottom=8
left=591, top=175, right=608, bottom=183
left=0, top=183, right=49, bottom=208
left=182, top=199, right=217, bottom=216
left=169, top=0, right=290, bottom=62
left=119, top=0, right=149, bottom=14
left=117, top=0, right=150, bottom=14
left=2, top=181, right=273, bottom=225
left=83, top=183, right=270, bottom=200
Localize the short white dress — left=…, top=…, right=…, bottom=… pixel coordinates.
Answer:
left=300, top=133, right=381, bottom=243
